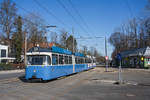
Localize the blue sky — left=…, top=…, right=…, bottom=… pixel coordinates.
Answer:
left=5, top=0, right=148, bottom=58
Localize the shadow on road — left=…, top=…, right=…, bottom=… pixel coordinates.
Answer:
left=17, top=69, right=91, bottom=83
left=18, top=75, right=59, bottom=83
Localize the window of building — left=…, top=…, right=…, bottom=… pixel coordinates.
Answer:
left=52, top=54, right=58, bottom=65
left=1, top=49, right=6, bottom=57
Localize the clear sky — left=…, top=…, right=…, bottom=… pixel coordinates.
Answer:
left=5, top=0, right=148, bottom=58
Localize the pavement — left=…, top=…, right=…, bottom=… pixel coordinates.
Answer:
left=0, top=69, right=25, bottom=80
left=0, top=69, right=24, bottom=74
left=0, top=67, right=150, bottom=100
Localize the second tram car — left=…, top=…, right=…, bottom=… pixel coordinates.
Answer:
left=25, top=46, right=96, bottom=81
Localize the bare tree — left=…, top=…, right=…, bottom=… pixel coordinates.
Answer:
left=59, top=29, right=68, bottom=49
left=81, top=45, right=88, bottom=55
left=0, top=0, right=17, bottom=54
left=109, top=18, right=139, bottom=58
left=51, top=32, right=58, bottom=43
left=24, top=13, right=47, bottom=46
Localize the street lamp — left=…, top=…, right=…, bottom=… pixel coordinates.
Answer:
left=46, top=25, right=57, bottom=28
left=45, top=25, right=57, bottom=47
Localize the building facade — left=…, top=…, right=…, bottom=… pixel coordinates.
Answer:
left=120, top=47, right=150, bottom=68
left=0, top=44, right=8, bottom=63
left=0, top=44, right=15, bottom=63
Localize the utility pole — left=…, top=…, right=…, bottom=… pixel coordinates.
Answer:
left=24, top=30, right=27, bottom=66
left=105, top=36, right=108, bottom=72
left=45, top=25, right=56, bottom=47
left=72, top=28, right=75, bottom=73
left=119, top=60, right=122, bottom=83
left=117, top=53, right=122, bottom=84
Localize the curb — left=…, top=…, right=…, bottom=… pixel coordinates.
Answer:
left=0, top=69, right=25, bottom=74
left=127, top=69, right=150, bottom=72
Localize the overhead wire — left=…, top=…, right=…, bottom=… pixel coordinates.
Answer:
left=33, top=0, right=71, bottom=29
left=68, top=0, right=95, bottom=35
left=123, top=0, right=133, bottom=17
left=14, top=0, right=95, bottom=40
left=56, top=0, right=90, bottom=34
left=12, top=0, right=50, bottom=27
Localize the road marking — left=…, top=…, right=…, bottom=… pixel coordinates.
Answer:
left=126, top=93, right=136, bottom=97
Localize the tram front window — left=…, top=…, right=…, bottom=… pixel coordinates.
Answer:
left=27, top=55, right=51, bottom=65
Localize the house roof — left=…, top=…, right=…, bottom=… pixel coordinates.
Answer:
left=120, top=47, right=150, bottom=57
left=22, top=42, right=55, bottom=50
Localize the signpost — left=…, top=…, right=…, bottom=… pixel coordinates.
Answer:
left=105, top=56, right=108, bottom=72
left=117, top=53, right=122, bottom=83
left=105, top=56, right=108, bottom=60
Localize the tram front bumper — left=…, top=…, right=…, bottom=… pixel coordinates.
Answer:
left=25, top=66, right=50, bottom=80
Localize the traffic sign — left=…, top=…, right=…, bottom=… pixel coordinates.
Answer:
left=117, top=53, right=121, bottom=60
left=105, top=56, right=108, bottom=60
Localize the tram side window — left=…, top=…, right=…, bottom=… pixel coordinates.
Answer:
left=46, top=56, right=51, bottom=65
left=80, top=58, right=82, bottom=64
left=65, top=56, right=68, bottom=64
left=52, top=54, right=58, bottom=65
left=85, top=58, right=91, bottom=63
left=78, top=57, right=81, bottom=64
left=69, top=56, right=72, bottom=64
left=28, top=55, right=46, bottom=65
left=75, top=57, right=78, bottom=64
left=83, top=58, right=85, bottom=63
left=81, top=58, right=84, bottom=64
left=59, top=55, right=64, bottom=64
left=89, top=59, right=92, bottom=63
left=77, top=57, right=80, bottom=64
left=85, top=58, right=88, bottom=63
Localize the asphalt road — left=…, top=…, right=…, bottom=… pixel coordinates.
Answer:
left=0, top=67, right=150, bottom=100
left=0, top=72, right=24, bottom=80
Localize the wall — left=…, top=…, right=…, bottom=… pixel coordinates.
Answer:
left=0, top=44, right=8, bottom=63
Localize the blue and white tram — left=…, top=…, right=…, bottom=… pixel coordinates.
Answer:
left=25, top=46, right=96, bottom=81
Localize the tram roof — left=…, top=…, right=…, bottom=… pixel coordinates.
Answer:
left=74, top=52, right=85, bottom=57
left=28, top=46, right=72, bottom=55
left=28, top=46, right=85, bottom=56
left=51, top=46, right=72, bottom=55
left=28, top=46, right=51, bottom=52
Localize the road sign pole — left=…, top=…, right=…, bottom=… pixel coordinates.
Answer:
left=117, top=53, right=122, bottom=84
left=105, top=36, right=108, bottom=72
left=72, top=28, right=75, bottom=73
left=119, top=60, right=122, bottom=83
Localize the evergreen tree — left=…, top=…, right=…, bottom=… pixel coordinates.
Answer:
left=12, top=16, right=23, bottom=63
left=66, top=35, right=77, bottom=52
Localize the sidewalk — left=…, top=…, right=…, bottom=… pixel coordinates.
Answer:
left=126, top=68, right=150, bottom=72
left=0, top=69, right=25, bottom=74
